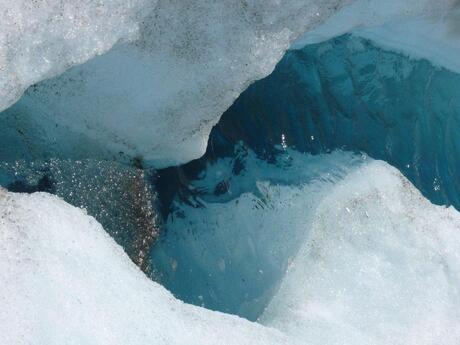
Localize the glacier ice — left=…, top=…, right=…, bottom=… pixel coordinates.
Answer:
left=2, top=1, right=459, bottom=167
left=2, top=1, right=460, bottom=343
left=3, top=153, right=460, bottom=344
left=294, top=0, right=460, bottom=73
left=0, top=188, right=292, bottom=345
left=261, top=160, right=460, bottom=345
left=0, top=0, right=345, bottom=167
left=150, top=149, right=366, bottom=319
left=154, top=149, right=460, bottom=342
left=216, top=34, right=460, bottom=209
left=1, top=1, right=459, bottom=167
left=0, top=159, right=160, bottom=271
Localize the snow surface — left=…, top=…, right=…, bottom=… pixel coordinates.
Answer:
left=261, top=160, right=460, bottom=344
left=3, top=155, right=460, bottom=344
left=0, top=187, right=292, bottom=345
left=355, top=16, right=460, bottom=74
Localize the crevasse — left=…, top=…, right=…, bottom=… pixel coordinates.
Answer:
left=2, top=1, right=460, bottom=344
left=148, top=34, right=460, bottom=322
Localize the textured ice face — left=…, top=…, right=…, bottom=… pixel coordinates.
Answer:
left=0, top=159, right=160, bottom=271
left=2, top=1, right=459, bottom=167
left=152, top=147, right=460, bottom=337
left=0, top=0, right=153, bottom=112
left=216, top=33, right=460, bottom=209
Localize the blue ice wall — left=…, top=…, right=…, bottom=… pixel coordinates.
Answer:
left=151, top=147, right=367, bottom=320
left=210, top=34, right=460, bottom=208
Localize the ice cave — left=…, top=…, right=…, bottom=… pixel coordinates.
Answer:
left=1, top=1, right=460, bottom=344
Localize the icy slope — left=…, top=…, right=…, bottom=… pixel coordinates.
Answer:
left=261, top=161, right=460, bottom=344
left=153, top=145, right=460, bottom=337
left=0, top=188, right=292, bottom=345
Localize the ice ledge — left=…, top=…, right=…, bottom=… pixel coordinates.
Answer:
left=293, top=0, right=460, bottom=74
left=0, top=190, right=293, bottom=345
left=1, top=1, right=459, bottom=168
left=1, top=0, right=345, bottom=168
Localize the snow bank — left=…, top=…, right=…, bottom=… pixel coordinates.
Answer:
left=0, top=188, right=292, bottom=345
left=261, top=161, right=460, bottom=344
left=355, top=16, right=460, bottom=74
